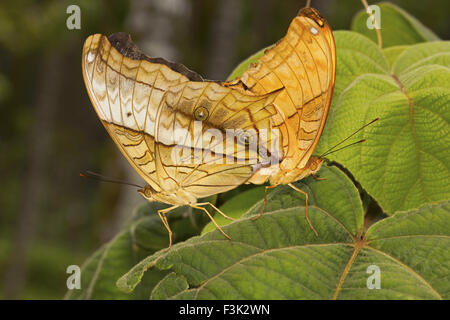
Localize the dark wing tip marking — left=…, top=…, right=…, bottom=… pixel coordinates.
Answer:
left=297, top=7, right=325, bottom=27
left=107, top=32, right=204, bottom=82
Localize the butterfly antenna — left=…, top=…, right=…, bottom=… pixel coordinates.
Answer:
left=80, top=170, right=143, bottom=189
left=319, top=118, right=379, bottom=158
left=321, top=139, right=366, bottom=157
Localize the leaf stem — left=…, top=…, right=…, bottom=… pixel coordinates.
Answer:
left=360, top=0, right=383, bottom=49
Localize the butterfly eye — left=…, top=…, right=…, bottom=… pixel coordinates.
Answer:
left=138, top=186, right=153, bottom=199
left=194, top=106, right=209, bottom=121
left=144, top=186, right=154, bottom=198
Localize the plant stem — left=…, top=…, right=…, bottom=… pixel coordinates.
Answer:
left=361, top=0, right=383, bottom=49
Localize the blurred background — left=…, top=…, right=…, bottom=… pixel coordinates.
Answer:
left=0, top=0, right=448, bottom=299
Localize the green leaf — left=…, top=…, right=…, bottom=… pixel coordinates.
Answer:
left=202, top=186, right=265, bottom=233
left=150, top=272, right=189, bottom=300
left=383, top=45, right=409, bottom=71
left=351, top=2, right=440, bottom=48
left=227, top=45, right=272, bottom=81
left=64, top=202, right=199, bottom=299
left=363, top=201, right=450, bottom=299
left=392, top=42, right=450, bottom=74
left=331, top=31, right=388, bottom=97
left=316, top=31, right=450, bottom=215
left=117, top=166, right=449, bottom=299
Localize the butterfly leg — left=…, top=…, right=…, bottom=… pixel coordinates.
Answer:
left=312, top=174, right=326, bottom=181
left=195, top=202, right=236, bottom=221
left=253, top=184, right=278, bottom=221
left=287, top=183, right=319, bottom=237
left=157, top=205, right=179, bottom=249
left=190, top=204, right=232, bottom=241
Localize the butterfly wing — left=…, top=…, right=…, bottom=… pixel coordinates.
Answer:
left=82, top=34, right=281, bottom=200
left=224, top=8, right=336, bottom=170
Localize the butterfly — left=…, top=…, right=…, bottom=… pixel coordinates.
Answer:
left=82, top=7, right=335, bottom=246
left=82, top=33, right=283, bottom=247
left=225, top=7, right=336, bottom=235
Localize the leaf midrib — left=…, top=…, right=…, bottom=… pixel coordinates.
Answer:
left=191, top=242, right=354, bottom=299
left=331, top=239, right=364, bottom=299
left=166, top=232, right=445, bottom=300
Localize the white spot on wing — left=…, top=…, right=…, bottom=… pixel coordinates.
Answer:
left=87, top=51, right=96, bottom=63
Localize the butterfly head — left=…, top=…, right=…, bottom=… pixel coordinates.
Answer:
left=307, top=156, right=323, bottom=174
left=292, top=156, right=323, bottom=181
left=138, top=184, right=198, bottom=206
left=138, top=185, right=155, bottom=201
left=268, top=156, right=323, bottom=185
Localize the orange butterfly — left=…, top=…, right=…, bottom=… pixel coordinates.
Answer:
left=225, top=8, right=336, bottom=235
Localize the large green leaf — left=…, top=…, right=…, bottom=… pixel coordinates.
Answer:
left=316, top=32, right=450, bottom=215
left=64, top=203, right=201, bottom=299
left=117, top=166, right=449, bottom=299
left=351, top=2, right=440, bottom=48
